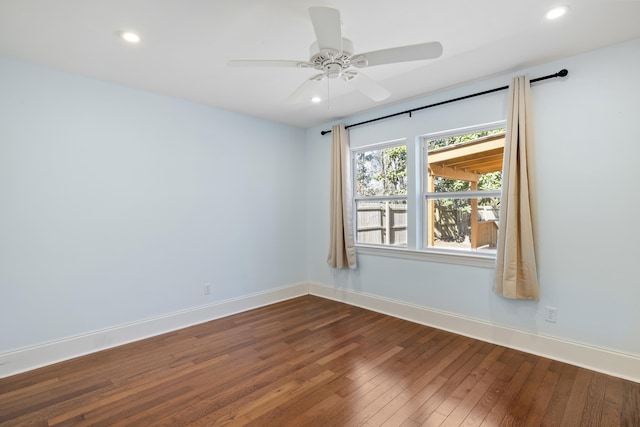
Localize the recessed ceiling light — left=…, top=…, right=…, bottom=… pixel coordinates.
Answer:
left=546, top=6, right=568, bottom=20
left=311, top=96, right=322, bottom=103
left=119, top=31, right=141, bottom=43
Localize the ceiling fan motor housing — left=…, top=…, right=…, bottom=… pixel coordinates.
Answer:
left=309, top=38, right=355, bottom=78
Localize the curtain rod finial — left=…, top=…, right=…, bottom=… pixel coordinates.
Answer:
left=321, top=130, right=332, bottom=136
left=558, top=69, right=568, bottom=77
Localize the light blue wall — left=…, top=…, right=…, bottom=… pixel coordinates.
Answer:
left=306, top=38, right=640, bottom=357
left=2, top=38, right=639, bottom=361
left=0, top=56, right=307, bottom=352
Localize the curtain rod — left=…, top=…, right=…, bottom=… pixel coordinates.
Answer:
left=320, top=69, right=568, bottom=135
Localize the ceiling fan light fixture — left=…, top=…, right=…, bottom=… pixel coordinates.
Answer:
left=119, top=31, right=141, bottom=43
left=546, top=6, right=568, bottom=20
left=325, top=63, right=343, bottom=79
left=311, top=96, right=322, bottom=103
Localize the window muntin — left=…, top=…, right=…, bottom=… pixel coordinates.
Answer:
left=354, top=143, right=407, bottom=247
left=423, top=127, right=505, bottom=254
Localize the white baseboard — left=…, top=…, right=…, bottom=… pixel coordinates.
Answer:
left=309, top=282, right=640, bottom=383
left=0, top=282, right=308, bottom=379
left=4, top=281, right=639, bottom=383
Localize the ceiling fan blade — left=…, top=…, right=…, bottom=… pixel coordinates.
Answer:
left=308, top=6, right=342, bottom=53
left=352, top=41, right=443, bottom=68
left=286, top=74, right=325, bottom=104
left=228, top=60, right=313, bottom=68
left=345, top=71, right=391, bottom=102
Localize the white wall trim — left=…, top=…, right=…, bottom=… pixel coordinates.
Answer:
left=356, top=245, right=496, bottom=268
left=309, top=282, right=640, bottom=383
left=4, top=281, right=639, bottom=383
left=0, top=282, right=309, bottom=379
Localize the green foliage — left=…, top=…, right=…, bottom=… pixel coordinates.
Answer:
left=479, top=171, right=502, bottom=191
left=356, top=145, right=407, bottom=196
left=427, top=128, right=505, bottom=150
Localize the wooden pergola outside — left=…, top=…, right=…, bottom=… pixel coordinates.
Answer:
left=426, top=132, right=505, bottom=249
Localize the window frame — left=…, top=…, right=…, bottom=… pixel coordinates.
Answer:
left=350, top=121, right=505, bottom=268
left=420, top=121, right=506, bottom=257
left=351, top=139, right=408, bottom=248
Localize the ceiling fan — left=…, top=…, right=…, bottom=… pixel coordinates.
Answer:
left=228, top=6, right=443, bottom=104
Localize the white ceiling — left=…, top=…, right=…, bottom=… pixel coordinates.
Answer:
left=1, top=0, right=639, bottom=128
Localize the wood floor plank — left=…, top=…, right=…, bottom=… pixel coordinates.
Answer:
left=600, top=376, right=624, bottom=426
left=478, top=356, right=537, bottom=426
left=376, top=335, right=470, bottom=426
left=579, top=370, right=608, bottom=427
left=522, top=368, right=560, bottom=427
left=439, top=347, right=507, bottom=426
left=255, top=329, right=459, bottom=426
left=0, top=295, right=638, bottom=426
left=0, top=379, right=112, bottom=424
left=560, top=368, right=595, bottom=427
left=383, top=375, right=450, bottom=427
left=201, top=369, right=335, bottom=426
left=621, top=379, right=640, bottom=426
left=499, top=356, right=553, bottom=425
left=540, top=362, right=579, bottom=426
left=357, top=336, right=464, bottom=425
left=458, top=349, right=523, bottom=426
left=242, top=375, right=355, bottom=426
left=282, top=392, right=344, bottom=427
left=410, top=340, right=492, bottom=424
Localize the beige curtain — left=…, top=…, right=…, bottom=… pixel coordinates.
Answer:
left=494, top=76, right=539, bottom=300
left=327, top=124, right=357, bottom=269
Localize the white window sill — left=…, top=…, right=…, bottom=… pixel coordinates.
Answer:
left=355, top=245, right=497, bottom=268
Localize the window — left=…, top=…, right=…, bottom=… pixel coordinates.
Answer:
left=353, top=141, right=407, bottom=247
left=422, top=126, right=505, bottom=254
left=351, top=122, right=505, bottom=264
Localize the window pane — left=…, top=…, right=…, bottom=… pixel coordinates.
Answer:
left=426, top=128, right=506, bottom=151
left=425, top=197, right=500, bottom=253
left=355, top=145, right=407, bottom=196
left=426, top=130, right=505, bottom=193
left=356, top=199, right=407, bottom=246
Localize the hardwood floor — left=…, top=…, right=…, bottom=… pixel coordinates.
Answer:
left=1, top=295, right=638, bottom=426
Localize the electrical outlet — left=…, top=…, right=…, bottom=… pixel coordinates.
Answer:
left=544, top=306, right=558, bottom=323
left=203, top=283, right=211, bottom=295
